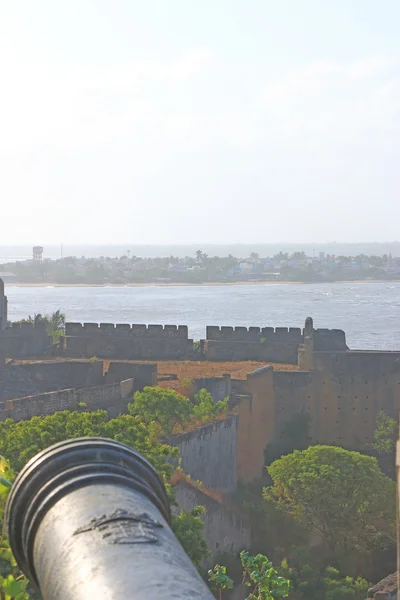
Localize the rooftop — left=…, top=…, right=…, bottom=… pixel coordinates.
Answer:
left=153, top=360, right=298, bottom=392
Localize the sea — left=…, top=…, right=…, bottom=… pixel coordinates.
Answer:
left=4, top=282, right=400, bottom=351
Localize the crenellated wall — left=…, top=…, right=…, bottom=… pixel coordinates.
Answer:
left=62, top=323, right=193, bottom=360
left=205, top=324, right=346, bottom=364
left=206, top=326, right=303, bottom=343
left=61, top=319, right=346, bottom=363
left=0, top=322, right=51, bottom=357
left=65, top=323, right=189, bottom=338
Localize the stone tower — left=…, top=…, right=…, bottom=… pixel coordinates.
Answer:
left=0, top=278, right=8, bottom=331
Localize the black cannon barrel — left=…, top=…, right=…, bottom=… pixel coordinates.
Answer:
left=5, top=437, right=214, bottom=600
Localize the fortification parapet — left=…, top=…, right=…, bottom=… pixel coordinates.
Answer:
left=0, top=323, right=51, bottom=357
left=63, top=322, right=192, bottom=359
left=65, top=322, right=189, bottom=339
left=206, top=325, right=303, bottom=343
left=313, top=328, right=347, bottom=351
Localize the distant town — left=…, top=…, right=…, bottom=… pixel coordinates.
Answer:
left=1, top=246, right=400, bottom=284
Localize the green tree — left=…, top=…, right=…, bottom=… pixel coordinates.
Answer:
left=192, top=389, right=228, bottom=422
left=171, top=506, right=210, bottom=567
left=210, top=552, right=290, bottom=600
left=372, top=410, right=397, bottom=455
left=129, top=387, right=194, bottom=436
left=323, top=566, right=369, bottom=600
left=0, top=411, right=176, bottom=480
left=264, top=445, right=395, bottom=552
left=208, top=564, right=234, bottom=599
left=0, top=461, right=31, bottom=600
left=47, top=309, right=66, bottom=340
left=0, top=412, right=210, bottom=570
left=279, top=557, right=369, bottom=600
left=10, top=310, right=65, bottom=342
left=0, top=457, right=14, bottom=516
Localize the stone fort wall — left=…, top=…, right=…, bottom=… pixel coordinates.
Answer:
left=165, top=415, right=238, bottom=494
left=1, top=378, right=134, bottom=421
left=173, top=477, right=250, bottom=568
left=0, top=322, right=51, bottom=357
left=0, top=360, right=156, bottom=403
left=62, top=323, right=193, bottom=360
left=60, top=319, right=347, bottom=363
left=235, top=350, right=400, bottom=481
left=205, top=325, right=346, bottom=364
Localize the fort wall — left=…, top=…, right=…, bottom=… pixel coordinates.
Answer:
left=75, top=379, right=134, bottom=416
left=192, top=375, right=231, bottom=402
left=62, top=320, right=346, bottom=363
left=12, top=360, right=105, bottom=390
left=235, top=350, right=400, bottom=482
left=1, top=378, right=134, bottom=421
left=65, top=322, right=189, bottom=338
left=105, top=361, right=157, bottom=390
left=173, top=477, right=250, bottom=568
left=0, top=360, right=153, bottom=402
left=4, top=388, right=77, bottom=420
left=62, top=323, right=193, bottom=359
left=205, top=339, right=300, bottom=364
left=236, top=367, right=274, bottom=481
left=205, top=325, right=346, bottom=364
left=165, top=415, right=238, bottom=494
left=0, top=322, right=51, bottom=357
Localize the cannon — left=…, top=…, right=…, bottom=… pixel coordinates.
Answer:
left=6, top=437, right=214, bottom=599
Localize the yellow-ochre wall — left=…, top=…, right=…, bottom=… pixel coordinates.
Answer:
left=237, top=351, right=400, bottom=482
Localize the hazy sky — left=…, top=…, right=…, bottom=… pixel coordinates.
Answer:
left=1, top=1, right=400, bottom=244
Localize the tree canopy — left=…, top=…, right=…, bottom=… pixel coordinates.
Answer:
left=0, top=409, right=211, bottom=572
left=129, top=387, right=195, bottom=436
left=263, top=445, right=396, bottom=552
left=129, top=386, right=227, bottom=436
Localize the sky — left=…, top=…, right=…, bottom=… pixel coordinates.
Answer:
left=1, top=1, right=400, bottom=245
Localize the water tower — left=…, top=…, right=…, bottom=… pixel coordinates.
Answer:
left=33, top=246, right=44, bottom=262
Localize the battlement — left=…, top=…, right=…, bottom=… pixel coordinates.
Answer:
left=65, top=322, right=189, bottom=339
left=206, top=326, right=303, bottom=343
left=0, top=321, right=51, bottom=357
left=313, top=328, right=347, bottom=351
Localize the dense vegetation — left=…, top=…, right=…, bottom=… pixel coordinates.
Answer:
left=2, top=250, right=399, bottom=284
left=264, top=446, right=395, bottom=553
left=130, top=386, right=228, bottom=436
left=8, top=310, right=65, bottom=342
left=0, top=384, right=232, bottom=598
left=0, top=386, right=396, bottom=598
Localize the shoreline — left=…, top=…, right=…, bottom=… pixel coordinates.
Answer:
left=5, top=279, right=400, bottom=288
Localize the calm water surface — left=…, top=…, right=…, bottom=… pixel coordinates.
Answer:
left=5, top=283, right=400, bottom=350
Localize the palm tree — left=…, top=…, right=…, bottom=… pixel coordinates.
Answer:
left=49, top=310, right=66, bottom=334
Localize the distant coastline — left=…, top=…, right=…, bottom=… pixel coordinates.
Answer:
left=6, top=280, right=400, bottom=288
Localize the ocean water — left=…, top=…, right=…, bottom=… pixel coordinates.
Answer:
left=4, top=282, right=400, bottom=350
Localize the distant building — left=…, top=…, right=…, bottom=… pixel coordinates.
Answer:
left=33, top=246, right=44, bottom=262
